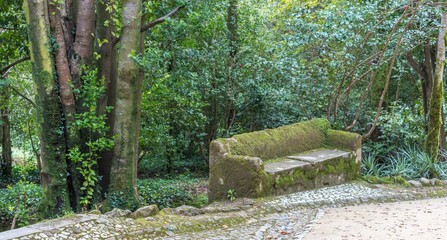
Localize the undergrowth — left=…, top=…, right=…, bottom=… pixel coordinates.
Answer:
left=362, top=145, right=447, bottom=180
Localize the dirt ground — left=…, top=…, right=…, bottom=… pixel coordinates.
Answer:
left=304, top=197, right=447, bottom=240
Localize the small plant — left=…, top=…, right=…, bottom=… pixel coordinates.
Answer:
left=382, top=154, right=414, bottom=178
left=361, top=152, right=384, bottom=176
left=227, top=189, right=237, bottom=201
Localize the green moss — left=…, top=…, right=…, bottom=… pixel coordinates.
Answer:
left=393, top=176, right=411, bottom=187
left=271, top=156, right=359, bottom=194
left=229, top=118, right=330, bottom=161
left=208, top=154, right=272, bottom=201
left=362, top=175, right=410, bottom=187
left=326, top=130, right=361, bottom=151
left=435, top=179, right=444, bottom=186
left=430, top=189, right=447, bottom=197
left=362, top=176, right=393, bottom=184
left=209, top=118, right=361, bottom=201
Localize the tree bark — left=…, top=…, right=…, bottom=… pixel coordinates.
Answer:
left=425, top=11, right=447, bottom=160
left=0, top=84, right=12, bottom=182
left=48, top=2, right=82, bottom=210
left=24, top=0, right=70, bottom=216
left=106, top=0, right=143, bottom=209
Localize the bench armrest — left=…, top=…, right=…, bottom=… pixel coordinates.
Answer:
left=208, top=154, right=269, bottom=201
left=326, top=130, right=362, bottom=164
left=326, top=130, right=361, bottom=151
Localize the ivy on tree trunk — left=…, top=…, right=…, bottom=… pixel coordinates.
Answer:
left=425, top=10, right=447, bottom=161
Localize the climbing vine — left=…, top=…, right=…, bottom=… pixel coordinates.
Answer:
left=67, top=68, right=114, bottom=208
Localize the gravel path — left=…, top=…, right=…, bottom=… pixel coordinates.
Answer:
left=304, top=197, right=447, bottom=240
left=3, top=182, right=445, bottom=240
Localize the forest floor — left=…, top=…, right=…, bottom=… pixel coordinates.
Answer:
left=1, top=181, right=447, bottom=240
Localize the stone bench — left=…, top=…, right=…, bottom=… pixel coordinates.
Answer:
left=208, top=118, right=362, bottom=202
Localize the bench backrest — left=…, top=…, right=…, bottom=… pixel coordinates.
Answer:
left=221, top=118, right=330, bottom=161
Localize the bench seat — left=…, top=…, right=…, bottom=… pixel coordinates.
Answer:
left=208, top=118, right=361, bottom=202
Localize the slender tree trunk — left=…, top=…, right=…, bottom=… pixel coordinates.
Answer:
left=426, top=11, right=447, bottom=160
left=225, top=0, right=239, bottom=133
left=47, top=1, right=83, bottom=211
left=106, top=0, right=143, bottom=209
left=0, top=84, right=12, bottom=182
left=24, top=0, right=70, bottom=216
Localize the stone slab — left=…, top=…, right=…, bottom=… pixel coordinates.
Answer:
left=264, top=159, right=310, bottom=174
left=0, top=226, right=41, bottom=240
left=29, top=219, right=75, bottom=231
left=288, top=149, right=350, bottom=165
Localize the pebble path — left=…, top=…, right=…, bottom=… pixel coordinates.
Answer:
left=159, top=183, right=398, bottom=240
left=2, top=182, right=440, bottom=240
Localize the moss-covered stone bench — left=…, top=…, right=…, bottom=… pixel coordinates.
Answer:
left=208, top=118, right=362, bottom=202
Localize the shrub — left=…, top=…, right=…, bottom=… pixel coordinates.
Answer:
left=0, top=182, right=42, bottom=229
left=361, top=152, right=384, bottom=176
left=137, top=176, right=207, bottom=209
left=11, top=163, right=40, bottom=184
left=361, top=145, right=446, bottom=180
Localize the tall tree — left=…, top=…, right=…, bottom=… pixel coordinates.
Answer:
left=225, top=0, right=239, bottom=133
left=425, top=10, right=447, bottom=160
left=1, top=0, right=29, bottom=183
left=23, top=0, right=184, bottom=214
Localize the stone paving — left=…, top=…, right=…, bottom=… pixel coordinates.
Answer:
left=1, top=181, right=445, bottom=240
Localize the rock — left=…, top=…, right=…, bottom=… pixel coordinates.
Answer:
left=242, top=198, right=255, bottom=205
left=160, top=208, right=174, bottom=215
left=408, top=180, right=422, bottom=187
left=201, top=206, right=220, bottom=214
left=419, top=177, right=430, bottom=186
left=95, top=217, right=109, bottom=224
left=164, top=224, right=177, bottom=231
left=434, top=179, right=445, bottom=186
left=442, top=180, right=447, bottom=185
left=72, top=225, right=82, bottom=234
left=173, top=205, right=202, bottom=216
left=105, top=208, right=132, bottom=218
left=274, top=206, right=283, bottom=212
left=132, top=205, right=159, bottom=219
left=430, top=178, right=436, bottom=186
left=89, top=209, right=101, bottom=215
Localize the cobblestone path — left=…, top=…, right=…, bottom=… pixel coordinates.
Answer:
left=1, top=182, right=445, bottom=240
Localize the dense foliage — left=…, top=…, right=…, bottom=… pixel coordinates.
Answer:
left=2, top=0, right=447, bottom=230
left=0, top=182, right=42, bottom=229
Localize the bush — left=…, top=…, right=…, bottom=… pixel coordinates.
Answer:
left=361, top=152, right=384, bottom=176
left=137, top=176, right=207, bottom=209
left=361, top=145, right=447, bottom=180
left=138, top=156, right=208, bottom=178
left=11, top=163, right=40, bottom=184
left=0, top=182, right=42, bottom=229
left=363, top=102, right=425, bottom=158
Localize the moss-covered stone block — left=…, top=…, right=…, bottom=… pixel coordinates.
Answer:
left=208, top=118, right=361, bottom=202
left=208, top=154, right=271, bottom=202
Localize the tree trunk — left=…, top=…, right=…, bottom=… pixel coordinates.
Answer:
left=0, top=84, right=12, bottom=182
left=225, top=0, right=239, bottom=133
left=425, top=11, right=447, bottom=160
left=47, top=1, right=83, bottom=211
left=106, top=0, right=143, bottom=209
left=95, top=0, right=116, bottom=193
left=24, top=0, right=70, bottom=216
